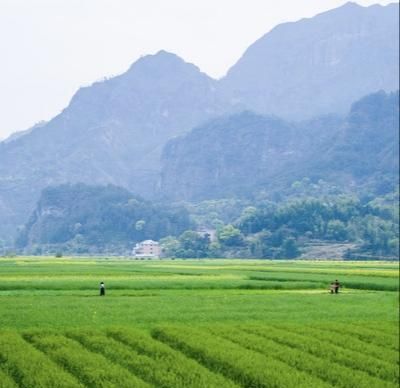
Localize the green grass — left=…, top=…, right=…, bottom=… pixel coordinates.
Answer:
left=0, top=257, right=398, bottom=387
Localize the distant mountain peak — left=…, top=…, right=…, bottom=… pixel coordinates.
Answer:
left=221, top=0, right=399, bottom=119
left=153, top=49, right=181, bottom=58
left=132, top=50, right=183, bottom=65
left=324, top=1, right=397, bottom=15
left=340, top=1, right=361, bottom=9
left=127, top=50, right=202, bottom=77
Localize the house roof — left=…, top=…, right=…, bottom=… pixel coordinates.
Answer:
left=140, top=240, right=159, bottom=245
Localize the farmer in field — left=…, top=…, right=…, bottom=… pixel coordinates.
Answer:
left=99, top=281, right=105, bottom=296
left=333, top=279, right=340, bottom=294
left=329, top=282, right=335, bottom=294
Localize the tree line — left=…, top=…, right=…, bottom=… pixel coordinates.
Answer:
left=161, top=192, right=399, bottom=260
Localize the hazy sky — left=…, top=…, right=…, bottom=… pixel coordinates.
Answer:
left=0, top=0, right=397, bottom=139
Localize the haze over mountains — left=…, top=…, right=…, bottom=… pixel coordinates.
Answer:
left=160, top=90, right=399, bottom=200
left=0, top=52, right=228, bottom=240
left=221, top=1, right=399, bottom=118
left=0, top=2, right=399, bottom=243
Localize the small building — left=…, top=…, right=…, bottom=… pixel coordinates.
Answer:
left=132, top=240, right=161, bottom=258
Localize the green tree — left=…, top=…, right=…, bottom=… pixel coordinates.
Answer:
left=159, top=236, right=180, bottom=257
left=326, top=220, right=348, bottom=241
left=178, top=231, right=210, bottom=258
left=279, top=237, right=300, bottom=259
left=218, top=225, right=243, bottom=246
left=237, top=206, right=258, bottom=235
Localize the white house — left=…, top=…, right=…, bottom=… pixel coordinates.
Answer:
left=132, top=240, right=161, bottom=258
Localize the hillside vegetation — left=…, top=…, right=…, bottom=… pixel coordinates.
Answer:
left=161, top=91, right=399, bottom=200
left=15, top=184, right=192, bottom=254
left=14, top=183, right=399, bottom=259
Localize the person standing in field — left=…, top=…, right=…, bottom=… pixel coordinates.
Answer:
left=100, top=281, right=105, bottom=296
left=333, top=279, right=340, bottom=294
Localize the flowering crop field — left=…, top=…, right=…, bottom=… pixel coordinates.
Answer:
left=0, top=258, right=398, bottom=387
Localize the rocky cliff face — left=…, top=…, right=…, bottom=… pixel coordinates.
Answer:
left=220, top=2, right=399, bottom=119
left=160, top=91, right=399, bottom=200
left=160, top=112, right=309, bottom=200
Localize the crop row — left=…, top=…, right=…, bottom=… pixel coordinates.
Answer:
left=0, top=369, right=18, bottom=388
left=1, top=325, right=397, bottom=388
left=24, top=331, right=150, bottom=388
left=242, top=262, right=399, bottom=278
left=0, top=332, right=82, bottom=388
left=355, top=321, right=399, bottom=335
left=68, top=328, right=237, bottom=388
left=309, top=322, right=399, bottom=351
left=242, top=325, right=398, bottom=384
left=107, top=328, right=238, bottom=387
left=0, top=278, right=345, bottom=292
left=278, top=323, right=399, bottom=365
left=153, top=325, right=332, bottom=388
left=243, top=266, right=398, bottom=278
left=247, top=271, right=399, bottom=291
left=208, top=325, right=394, bottom=388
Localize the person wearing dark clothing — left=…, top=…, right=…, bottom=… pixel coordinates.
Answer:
left=100, top=281, right=105, bottom=296
left=333, top=279, right=340, bottom=294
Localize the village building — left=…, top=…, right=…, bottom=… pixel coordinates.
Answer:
left=132, top=240, right=161, bottom=258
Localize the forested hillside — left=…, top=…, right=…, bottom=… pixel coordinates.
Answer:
left=160, top=91, right=399, bottom=200
left=16, top=184, right=192, bottom=254
left=14, top=182, right=398, bottom=259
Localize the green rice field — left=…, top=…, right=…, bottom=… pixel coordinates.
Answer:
left=0, top=257, right=398, bottom=387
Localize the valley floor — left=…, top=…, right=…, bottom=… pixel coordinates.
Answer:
left=0, top=258, right=398, bottom=387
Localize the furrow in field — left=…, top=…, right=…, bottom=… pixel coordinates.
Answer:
left=310, top=322, right=399, bottom=351
left=152, top=325, right=333, bottom=388
left=69, top=328, right=238, bottom=388
left=108, top=328, right=237, bottom=388
left=209, top=325, right=393, bottom=388
left=359, top=322, right=399, bottom=335
left=24, top=331, right=150, bottom=388
left=342, top=322, right=400, bottom=339
left=242, top=325, right=398, bottom=384
left=66, top=330, right=163, bottom=387
left=277, top=323, right=399, bottom=365
left=0, top=332, right=83, bottom=388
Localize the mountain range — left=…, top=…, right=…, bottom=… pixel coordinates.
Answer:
left=160, top=90, right=399, bottom=200
left=220, top=1, right=399, bottom=119
left=0, top=2, right=398, bottom=243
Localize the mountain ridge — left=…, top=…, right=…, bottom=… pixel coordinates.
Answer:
left=220, top=1, right=399, bottom=118
left=159, top=90, right=399, bottom=201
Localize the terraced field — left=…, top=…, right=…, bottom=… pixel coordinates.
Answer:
left=0, top=258, right=398, bottom=387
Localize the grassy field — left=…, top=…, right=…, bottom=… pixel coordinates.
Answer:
left=0, top=257, right=398, bottom=387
